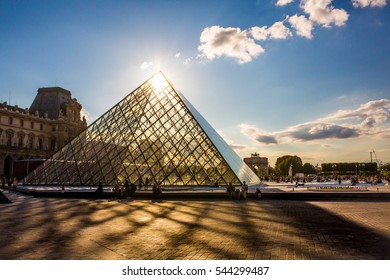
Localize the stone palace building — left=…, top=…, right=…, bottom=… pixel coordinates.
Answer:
left=0, top=87, right=87, bottom=180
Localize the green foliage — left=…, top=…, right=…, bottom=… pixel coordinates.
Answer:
left=268, top=166, right=275, bottom=176
left=379, top=163, right=390, bottom=176
left=275, top=155, right=303, bottom=176
left=321, top=162, right=377, bottom=175
left=302, top=163, right=316, bottom=175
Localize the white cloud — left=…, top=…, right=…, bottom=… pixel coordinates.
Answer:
left=283, top=123, right=359, bottom=141
left=352, top=0, right=387, bottom=8
left=267, top=21, right=293, bottom=39
left=175, top=53, right=181, bottom=58
left=80, top=107, right=91, bottom=122
left=288, top=14, right=314, bottom=39
left=198, top=0, right=387, bottom=64
left=183, top=57, right=192, bottom=65
left=300, top=0, right=349, bottom=28
left=248, top=26, right=268, bottom=40
left=240, top=99, right=390, bottom=144
left=140, top=61, right=154, bottom=69
left=240, top=124, right=278, bottom=144
left=198, top=26, right=265, bottom=64
left=276, top=0, right=295, bottom=6
left=198, top=22, right=292, bottom=64
left=248, top=21, right=292, bottom=40
left=225, top=138, right=248, bottom=150
left=217, top=130, right=248, bottom=151
left=320, top=99, right=390, bottom=131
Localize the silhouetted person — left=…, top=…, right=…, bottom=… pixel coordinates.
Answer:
left=256, top=187, right=262, bottom=199
left=130, top=183, right=137, bottom=196
left=152, top=184, right=158, bottom=198
left=241, top=181, right=248, bottom=199
left=12, top=177, right=17, bottom=190
left=144, top=177, right=149, bottom=191
left=226, top=182, right=236, bottom=199
left=123, top=180, right=131, bottom=197
left=113, top=183, right=122, bottom=198
left=152, top=184, right=162, bottom=198
left=156, top=184, right=162, bottom=198
left=95, top=182, right=104, bottom=195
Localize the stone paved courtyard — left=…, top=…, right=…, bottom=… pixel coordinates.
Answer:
left=1, top=190, right=390, bottom=260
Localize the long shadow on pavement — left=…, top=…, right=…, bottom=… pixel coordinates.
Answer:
left=0, top=192, right=389, bottom=260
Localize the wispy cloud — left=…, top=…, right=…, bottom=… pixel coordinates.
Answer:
left=322, top=144, right=333, bottom=148
left=319, top=99, right=390, bottom=127
left=276, top=0, right=295, bottom=6
left=240, top=124, right=278, bottom=144
left=140, top=61, right=154, bottom=69
left=352, top=0, right=387, bottom=8
left=240, top=99, right=390, bottom=144
left=183, top=57, right=193, bottom=65
left=282, top=123, right=359, bottom=141
left=218, top=130, right=248, bottom=150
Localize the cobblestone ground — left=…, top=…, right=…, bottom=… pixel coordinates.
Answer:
left=1, top=191, right=390, bottom=260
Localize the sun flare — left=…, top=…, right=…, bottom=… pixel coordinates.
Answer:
left=150, top=73, right=167, bottom=94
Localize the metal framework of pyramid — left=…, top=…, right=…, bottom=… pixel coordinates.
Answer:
left=22, top=72, right=259, bottom=187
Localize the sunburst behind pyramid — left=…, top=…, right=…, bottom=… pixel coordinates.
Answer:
left=22, top=72, right=259, bottom=186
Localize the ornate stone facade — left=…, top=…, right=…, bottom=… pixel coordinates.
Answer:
left=243, top=152, right=269, bottom=178
left=0, top=87, right=87, bottom=179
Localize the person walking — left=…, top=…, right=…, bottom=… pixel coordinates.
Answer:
left=241, top=181, right=248, bottom=199
left=144, top=177, right=149, bottom=191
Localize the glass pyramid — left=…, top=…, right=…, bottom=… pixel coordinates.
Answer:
left=22, top=72, right=259, bottom=187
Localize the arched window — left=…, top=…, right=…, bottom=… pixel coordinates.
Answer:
left=51, top=137, right=56, bottom=151
left=38, top=138, right=43, bottom=150
left=18, top=134, right=23, bottom=147
left=6, top=132, right=12, bottom=147
left=28, top=134, right=34, bottom=149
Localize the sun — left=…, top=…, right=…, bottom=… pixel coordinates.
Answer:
left=150, top=72, right=167, bottom=94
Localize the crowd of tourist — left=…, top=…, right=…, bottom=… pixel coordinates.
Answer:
left=262, top=175, right=388, bottom=185
left=1, top=177, right=18, bottom=190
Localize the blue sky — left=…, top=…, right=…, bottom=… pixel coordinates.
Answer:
left=1, top=0, right=389, bottom=166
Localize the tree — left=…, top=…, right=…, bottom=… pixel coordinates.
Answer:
left=302, top=163, right=316, bottom=175
left=275, top=155, right=303, bottom=176
left=268, top=166, right=275, bottom=177
left=379, top=163, right=390, bottom=177
left=321, top=162, right=378, bottom=175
